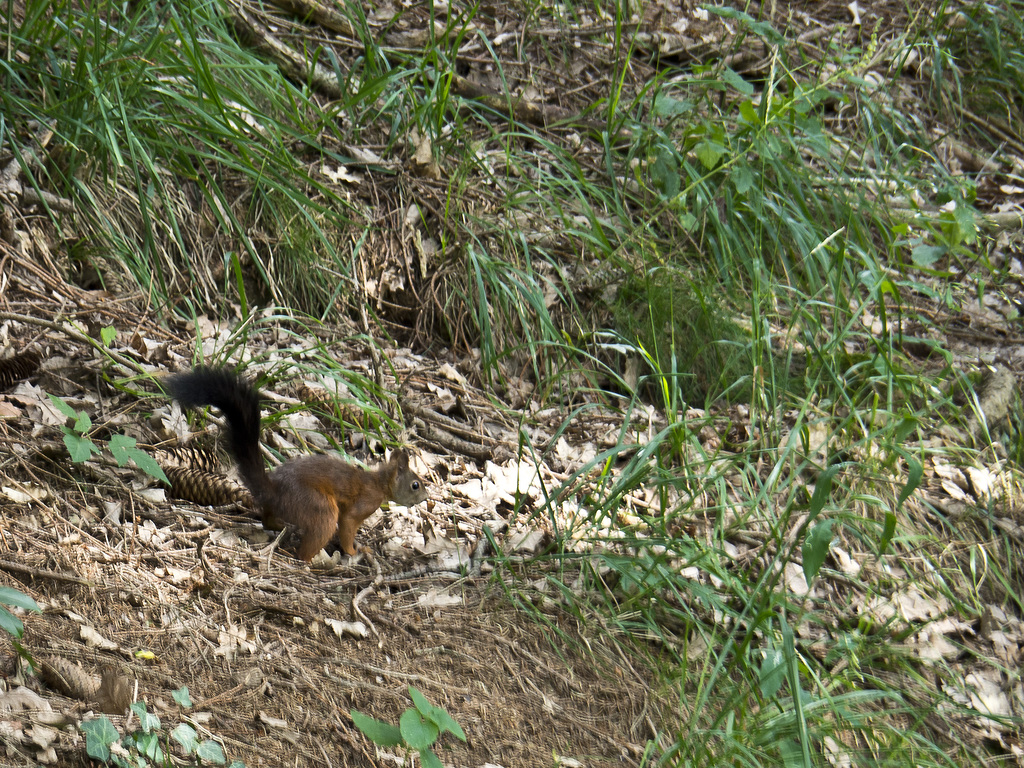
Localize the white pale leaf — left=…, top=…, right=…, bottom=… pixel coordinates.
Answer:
left=80, top=625, right=119, bottom=650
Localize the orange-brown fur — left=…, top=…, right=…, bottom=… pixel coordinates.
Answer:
left=167, top=367, right=427, bottom=561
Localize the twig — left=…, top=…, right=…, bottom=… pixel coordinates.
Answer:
left=0, top=558, right=93, bottom=587
left=351, top=576, right=382, bottom=641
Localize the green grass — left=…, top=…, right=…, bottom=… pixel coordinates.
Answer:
left=6, top=0, right=1024, bottom=764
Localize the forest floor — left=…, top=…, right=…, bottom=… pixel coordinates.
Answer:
left=1, top=0, right=1023, bottom=766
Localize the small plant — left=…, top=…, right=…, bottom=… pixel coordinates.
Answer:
left=47, top=393, right=168, bottom=484
left=351, top=686, right=466, bottom=768
left=80, top=687, right=242, bottom=767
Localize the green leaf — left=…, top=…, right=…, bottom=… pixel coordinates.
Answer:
left=350, top=710, right=402, bottom=747
left=893, top=417, right=919, bottom=444
left=130, top=701, right=160, bottom=733
left=721, top=67, right=754, bottom=95
left=129, top=729, right=163, bottom=761
left=897, top=457, right=923, bottom=510
left=731, top=163, right=754, bottom=194
left=400, top=707, right=439, bottom=751
left=954, top=204, right=976, bottom=244
left=109, top=435, right=169, bottom=483
left=652, top=93, right=692, bottom=116
left=63, top=431, right=101, bottom=463
left=911, top=243, right=945, bottom=267
left=171, top=723, right=198, bottom=753
left=100, top=326, right=117, bottom=347
left=108, top=433, right=138, bottom=464
left=172, top=686, right=193, bottom=708
left=808, top=465, right=838, bottom=522
left=81, top=716, right=119, bottom=761
left=879, top=510, right=897, bottom=555
left=758, top=648, right=786, bottom=698
left=195, top=739, right=227, bottom=764
left=651, top=149, right=680, bottom=198
left=410, top=687, right=466, bottom=741
left=409, top=687, right=433, bottom=716
left=802, top=519, right=834, bottom=588
left=695, top=140, right=725, bottom=170
left=738, top=99, right=760, bottom=126
left=0, top=587, right=40, bottom=613
left=420, top=748, right=445, bottom=768
left=0, top=606, right=24, bottom=639
left=47, top=393, right=80, bottom=421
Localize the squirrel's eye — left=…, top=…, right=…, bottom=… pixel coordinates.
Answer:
left=412, top=481, right=420, bottom=491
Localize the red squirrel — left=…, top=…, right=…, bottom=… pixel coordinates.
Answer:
left=166, top=367, right=427, bottom=561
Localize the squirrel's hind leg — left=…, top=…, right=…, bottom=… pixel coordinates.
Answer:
left=294, top=497, right=340, bottom=562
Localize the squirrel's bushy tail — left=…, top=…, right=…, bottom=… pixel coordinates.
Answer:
left=166, top=367, right=273, bottom=506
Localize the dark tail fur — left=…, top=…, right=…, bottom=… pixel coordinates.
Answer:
left=166, top=367, right=273, bottom=507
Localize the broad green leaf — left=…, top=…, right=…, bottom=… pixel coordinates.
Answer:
left=400, top=707, right=439, bottom=751
left=100, top=326, right=117, bottom=347
left=808, top=465, right=838, bottom=522
left=897, top=457, right=923, bottom=509
left=171, top=723, right=198, bottom=752
left=130, top=702, right=160, bottom=732
left=129, top=729, right=163, bottom=761
left=738, top=99, right=760, bottom=126
left=108, top=433, right=138, bottom=463
left=695, top=140, right=725, bottom=170
left=0, top=587, right=40, bottom=613
left=109, top=435, right=169, bottom=483
left=196, top=739, right=227, bottom=764
left=350, top=710, right=402, bottom=747
left=722, top=67, right=754, bottom=95
left=172, top=686, right=193, bottom=708
left=651, top=149, right=680, bottom=198
left=81, top=717, right=119, bottom=761
left=653, top=93, right=692, bottom=116
left=893, top=417, right=919, bottom=443
left=954, top=204, right=976, bottom=244
left=421, top=748, right=445, bottom=768
left=47, top=393, right=80, bottom=420
left=408, top=686, right=465, bottom=739
left=802, top=519, right=834, bottom=588
left=911, top=243, right=945, bottom=267
left=0, top=607, right=24, bottom=638
left=758, top=648, right=786, bottom=698
left=63, top=431, right=100, bottom=463
left=731, top=163, right=754, bottom=194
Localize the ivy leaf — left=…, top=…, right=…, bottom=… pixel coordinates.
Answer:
left=171, top=723, right=198, bottom=753
left=172, top=686, right=193, bottom=708
left=81, top=717, right=119, bottom=761
left=195, top=739, right=226, bottom=764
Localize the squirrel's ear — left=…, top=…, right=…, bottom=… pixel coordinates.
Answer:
left=393, top=449, right=409, bottom=467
